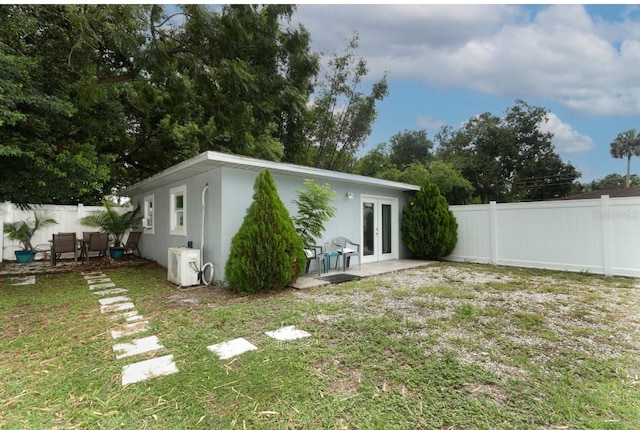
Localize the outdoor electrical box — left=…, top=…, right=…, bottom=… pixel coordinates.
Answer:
left=167, top=247, right=200, bottom=287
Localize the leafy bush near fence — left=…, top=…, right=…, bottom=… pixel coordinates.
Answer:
left=401, top=179, right=458, bottom=259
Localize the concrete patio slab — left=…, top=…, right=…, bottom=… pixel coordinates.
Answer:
left=101, top=302, right=135, bottom=314
left=90, top=282, right=116, bottom=290
left=207, top=337, right=257, bottom=360
left=92, top=288, right=128, bottom=296
left=113, top=335, right=164, bottom=359
left=293, top=259, right=434, bottom=289
left=265, top=325, right=311, bottom=341
left=111, top=321, right=149, bottom=339
left=121, top=354, right=178, bottom=385
left=98, top=296, right=131, bottom=306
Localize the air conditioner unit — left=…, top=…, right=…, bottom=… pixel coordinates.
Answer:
left=142, top=218, right=153, bottom=229
left=167, top=247, right=200, bottom=287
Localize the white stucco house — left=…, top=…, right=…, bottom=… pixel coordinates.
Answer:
left=123, top=151, right=420, bottom=281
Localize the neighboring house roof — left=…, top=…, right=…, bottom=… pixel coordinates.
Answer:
left=123, top=151, right=421, bottom=195
left=557, top=187, right=640, bottom=200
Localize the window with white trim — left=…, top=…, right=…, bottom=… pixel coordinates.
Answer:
left=170, top=185, right=186, bottom=236
left=143, top=194, right=154, bottom=234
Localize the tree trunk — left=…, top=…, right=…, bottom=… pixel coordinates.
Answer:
left=626, top=155, right=632, bottom=188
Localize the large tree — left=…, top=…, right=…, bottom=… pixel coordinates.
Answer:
left=354, top=138, right=473, bottom=205
left=0, top=5, right=139, bottom=204
left=436, top=100, right=580, bottom=202
left=590, top=173, right=640, bottom=190
left=303, top=34, right=388, bottom=172
left=609, top=129, right=640, bottom=188
left=0, top=5, right=319, bottom=204
left=388, top=129, right=433, bottom=168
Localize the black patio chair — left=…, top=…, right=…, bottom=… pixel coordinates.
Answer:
left=124, top=231, right=142, bottom=258
left=50, top=232, right=77, bottom=266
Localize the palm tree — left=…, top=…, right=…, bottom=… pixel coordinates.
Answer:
left=3, top=211, right=58, bottom=251
left=610, top=129, right=640, bottom=188
left=80, top=201, right=142, bottom=247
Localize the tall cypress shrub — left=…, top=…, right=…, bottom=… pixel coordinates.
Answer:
left=225, top=169, right=305, bottom=294
left=401, top=179, right=458, bottom=259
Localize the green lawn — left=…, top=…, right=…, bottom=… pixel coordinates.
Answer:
left=1, top=261, right=639, bottom=429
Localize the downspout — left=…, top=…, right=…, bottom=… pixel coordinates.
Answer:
left=201, top=183, right=209, bottom=269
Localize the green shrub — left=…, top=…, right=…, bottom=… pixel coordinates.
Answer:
left=225, top=169, right=305, bottom=294
left=401, top=179, right=458, bottom=259
left=291, top=179, right=336, bottom=248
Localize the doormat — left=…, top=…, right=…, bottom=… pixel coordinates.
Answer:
left=321, top=273, right=361, bottom=284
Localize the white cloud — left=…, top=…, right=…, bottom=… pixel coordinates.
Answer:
left=540, top=113, right=595, bottom=155
left=294, top=4, right=640, bottom=117
left=416, top=116, right=446, bottom=134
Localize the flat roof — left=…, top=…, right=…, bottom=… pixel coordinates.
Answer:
left=123, top=151, right=420, bottom=195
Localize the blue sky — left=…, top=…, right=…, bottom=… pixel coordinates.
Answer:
left=290, top=4, right=640, bottom=183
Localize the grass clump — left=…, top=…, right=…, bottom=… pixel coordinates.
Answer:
left=1, top=261, right=639, bottom=429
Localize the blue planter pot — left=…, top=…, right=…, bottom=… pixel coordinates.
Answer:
left=15, top=250, right=36, bottom=264
left=110, top=247, right=125, bottom=259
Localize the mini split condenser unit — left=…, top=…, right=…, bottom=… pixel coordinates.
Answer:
left=167, top=247, right=200, bottom=287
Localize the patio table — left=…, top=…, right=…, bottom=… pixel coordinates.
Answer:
left=324, top=252, right=339, bottom=273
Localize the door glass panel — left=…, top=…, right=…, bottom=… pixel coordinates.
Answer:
left=382, top=204, right=392, bottom=254
left=363, top=202, right=375, bottom=256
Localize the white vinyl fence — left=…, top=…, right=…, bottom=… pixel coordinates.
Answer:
left=0, top=202, right=128, bottom=262
left=447, top=195, right=640, bottom=277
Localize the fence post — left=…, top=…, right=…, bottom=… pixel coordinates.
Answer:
left=489, top=201, right=498, bottom=265
left=601, top=195, right=613, bottom=276
left=77, top=203, right=84, bottom=235
left=0, top=213, right=3, bottom=263
left=0, top=201, right=12, bottom=262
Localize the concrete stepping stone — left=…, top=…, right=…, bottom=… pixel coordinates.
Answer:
left=92, top=288, right=128, bottom=296
left=86, top=277, right=112, bottom=285
left=84, top=273, right=107, bottom=280
left=111, top=321, right=149, bottom=339
left=113, top=335, right=164, bottom=359
left=265, top=325, right=311, bottom=341
left=101, top=302, right=135, bottom=314
left=109, top=311, right=144, bottom=323
left=121, top=354, right=178, bottom=386
left=98, top=296, right=130, bottom=306
left=90, top=282, right=116, bottom=291
left=10, top=276, right=36, bottom=286
left=207, top=337, right=257, bottom=360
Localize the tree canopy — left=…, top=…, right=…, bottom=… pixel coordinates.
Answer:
left=0, top=4, right=320, bottom=204
left=436, top=100, right=580, bottom=202
left=1, top=7, right=595, bottom=206
left=302, top=34, right=388, bottom=172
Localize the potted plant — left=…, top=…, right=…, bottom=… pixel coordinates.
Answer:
left=3, top=211, right=58, bottom=263
left=291, top=179, right=336, bottom=275
left=80, top=201, right=142, bottom=259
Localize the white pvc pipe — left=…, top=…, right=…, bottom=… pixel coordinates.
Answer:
left=201, top=182, right=209, bottom=270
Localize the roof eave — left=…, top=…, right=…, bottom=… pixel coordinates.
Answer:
left=122, top=151, right=420, bottom=196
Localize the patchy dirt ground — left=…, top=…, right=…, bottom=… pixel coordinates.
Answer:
left=296, top=263, right=640, bottom=381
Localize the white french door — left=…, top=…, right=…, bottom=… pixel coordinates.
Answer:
left=361, top=196, right=398, bottom=263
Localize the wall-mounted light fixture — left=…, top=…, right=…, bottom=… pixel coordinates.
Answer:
left=346, top=191, right=354, bottom=200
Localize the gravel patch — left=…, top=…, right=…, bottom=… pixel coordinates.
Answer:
left=296, top=264, right=640, bottom=380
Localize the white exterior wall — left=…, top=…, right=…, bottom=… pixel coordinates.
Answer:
left=447, top=196, right=640, bottom=277
left=131, top=165, right=414, bottom=282
left=214, top=167, right=412, bottom=281
left=1, top=202, right=129, bottom=261
left=131, top=169, right=222, bottom=273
